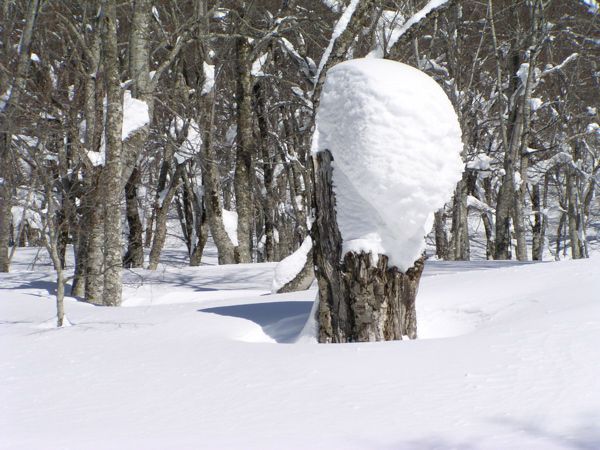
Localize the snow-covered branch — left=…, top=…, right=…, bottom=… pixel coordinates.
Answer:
left=385, top=0, right=455, bottom=59
left=315, top=0, right=360, bottom=82
left=541, top=53, right=579, bottom=78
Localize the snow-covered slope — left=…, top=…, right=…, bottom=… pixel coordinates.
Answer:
left=2, top=249, right=600, bottom=449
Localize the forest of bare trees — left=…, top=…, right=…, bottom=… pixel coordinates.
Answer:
left=1, top=0, right=598, bottom=312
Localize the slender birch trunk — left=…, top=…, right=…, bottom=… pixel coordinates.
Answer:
left=566, top=171, right=583, bottom=259
left=101, top=0, right=124, bottom=306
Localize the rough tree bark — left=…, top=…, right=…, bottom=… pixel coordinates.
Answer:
left=123, top=0, right=152, bottom=268
left=123, top=166, right=144, bottom=267
left=70, top=15, right=102, bottom=299
left=148, top=164, right=183, bottom=270
left=566, top=170, right=583, bottom=259
left=101, top=0, right=124, bottom=306
left=177, top=166, right=208, bottom=266
left=531, top=178, right=547, bottom=261
left=312, top=151, right=425, bottom=343
left=450, top=176, right=470, bottom=260
left=195, top=0, right=236, bottom=265
left=0, top=0, right=42, bottom=272
left=234, top=36, right=255, bottom=263
left=254, top=79, right=276, bottom=262
left=433, top=209, right=449, bottom=260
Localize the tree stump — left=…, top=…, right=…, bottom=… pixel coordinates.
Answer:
left=312, top=150, right=425, bottom=343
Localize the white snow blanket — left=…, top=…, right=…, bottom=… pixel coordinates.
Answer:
left=3, top=246, right=600, bottom=449
left=315, top=58, right=463, bottom=270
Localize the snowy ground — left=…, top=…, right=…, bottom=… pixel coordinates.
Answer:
left=2, top=246, right=600, bottom=449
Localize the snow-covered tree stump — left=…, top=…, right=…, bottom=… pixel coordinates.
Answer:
left=314, top=150, right=425, bottom=342
left=311, top=59, right=464, bottom=343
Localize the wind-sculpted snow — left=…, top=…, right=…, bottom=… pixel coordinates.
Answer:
left=315, top=58, right=464, bottom=270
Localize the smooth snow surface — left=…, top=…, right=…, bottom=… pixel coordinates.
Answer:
left=271, top=235, right=312, bottom=293
left=315, top=59, right=463, bottom=270
left=2, top=247, right=600, bottom=449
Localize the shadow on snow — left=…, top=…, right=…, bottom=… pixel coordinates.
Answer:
left=199, top=300, right=313, bottom=343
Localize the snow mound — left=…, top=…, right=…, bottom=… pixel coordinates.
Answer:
left=315, top=58, right=464, bottom=271
left=271, top=236, right=312, bottom=293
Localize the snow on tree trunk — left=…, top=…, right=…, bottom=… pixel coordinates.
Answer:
left=312, top=59, right=463, bottom=343
left=272, top=236, right=314, bottom=294
left=123, top=0, right=152, bottom=268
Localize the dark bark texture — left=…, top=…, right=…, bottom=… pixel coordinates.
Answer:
left=312, top=150, right=425, bottom=343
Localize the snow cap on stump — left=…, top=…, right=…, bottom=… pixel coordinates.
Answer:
left=314, top=58, right=464, bottom=271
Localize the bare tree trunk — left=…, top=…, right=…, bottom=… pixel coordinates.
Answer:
left=495, top=178, right=514, bottom=259
left=144, top=206, right=155, bottom=247
left=148, top=165, right=183, bottom=270
left=481, top=177, right=495, bottom=259
left=101, top=0, right=124, bottom=306
left=0, top=0, right=42, bottom=272
left=192, top=1, right=235, bottom=265
left=433, top=209, right=449, bottom=260
left=47, top=239, right=66, bottom=328
left=123, top=0, right=152, bottom=268
left=72, top=17, right=102, bottom=298
left=234, top=37, right=254, bottom=263
left=123, top=167, right=144, bottom=267
left=581, top=165, right=598, bottom=259
left=531, top=183, right=543, bottom=260
left=566, top=171, right=583, bottom=259
left=56, top=269, right=66, bottom=327
left=255, top=80, right=276, bottom=262
left=555, top=211, right=566, bottom=260
left=0, top=173, right=11, bottom=272
left=490, top=0, right=518, bottom=260
left=531, top=174, right=549, bottom=261
left=450, top=177, right=470, bottom=260
left=313, top=151, right=424, bottom=343
left=80, top=180, right=104, bottom=303
left=178, top=167, right=208, bottom=266
left=202, top=141, right=236, bottom=264
left=71, top=229, right=87, bottom=297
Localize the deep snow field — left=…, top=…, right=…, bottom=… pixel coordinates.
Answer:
left=2, top=244, right=600, bottom=450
